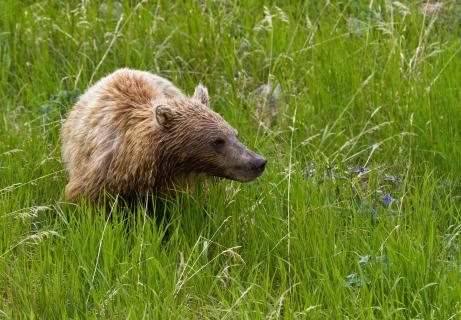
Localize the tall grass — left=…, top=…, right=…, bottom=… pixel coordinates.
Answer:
left=1, top=1, right=461, bottom=318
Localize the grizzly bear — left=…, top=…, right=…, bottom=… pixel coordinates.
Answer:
left=61, top=68, right=266, bottom=203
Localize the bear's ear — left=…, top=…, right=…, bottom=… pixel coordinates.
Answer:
left=193, top=84, right=210, bottom=107
left=155, top=105, right=175, bottom=128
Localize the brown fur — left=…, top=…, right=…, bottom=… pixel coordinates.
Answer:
left=61, top=68, right=265, bottom=203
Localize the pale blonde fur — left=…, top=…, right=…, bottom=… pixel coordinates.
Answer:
left=61, top=68, right=238, bottom=202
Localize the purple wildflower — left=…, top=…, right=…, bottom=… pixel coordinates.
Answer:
left=304, top=163, right=315, bottom=180
left=384, top=193, right=392, bottom=206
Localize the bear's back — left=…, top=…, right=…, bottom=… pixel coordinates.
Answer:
left=77, top=68, right=183, bottom=110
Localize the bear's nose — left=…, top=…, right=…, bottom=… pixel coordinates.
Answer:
left=252, top=156, right=267, bottom=172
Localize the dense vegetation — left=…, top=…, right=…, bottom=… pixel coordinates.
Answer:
left=1, top=1, right=460, bottom=318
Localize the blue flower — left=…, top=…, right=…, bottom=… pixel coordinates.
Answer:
left=304, top=170, right=310, bottom=179
left=384, top=193, right=393, bottom=206
left=304, top=163, right=315, bottom=180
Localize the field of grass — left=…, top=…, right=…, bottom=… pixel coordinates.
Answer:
left=1, top=0, right=461, bottom=318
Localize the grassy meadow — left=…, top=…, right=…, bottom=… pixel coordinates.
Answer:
left=1, top=0, right=461, bottom=318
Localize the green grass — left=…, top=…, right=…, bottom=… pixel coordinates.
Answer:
left=1, top=0, right=461, bottom=318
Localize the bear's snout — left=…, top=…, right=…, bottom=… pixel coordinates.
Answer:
left=250, top=156, right=267, bottom=172
left=226, top=147, right=267, bottom=182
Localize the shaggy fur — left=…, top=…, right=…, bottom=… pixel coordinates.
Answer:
left=61, top=68, right=265, bottom=203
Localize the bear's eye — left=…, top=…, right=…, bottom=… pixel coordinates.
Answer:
left=212, top=138, right=225, bottom=148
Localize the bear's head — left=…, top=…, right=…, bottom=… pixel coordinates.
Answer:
left=154, top=85, right=266, bottom=182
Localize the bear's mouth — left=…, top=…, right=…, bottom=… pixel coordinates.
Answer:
left=221, top=165, right=266, bottom=182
